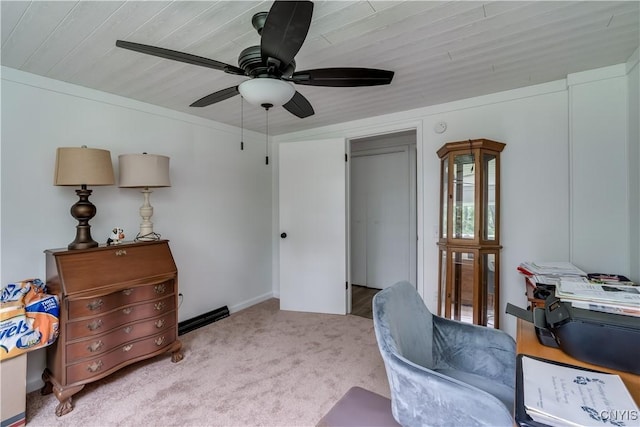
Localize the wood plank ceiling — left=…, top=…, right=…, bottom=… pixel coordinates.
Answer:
left=2, top=1, right=638, bottom=135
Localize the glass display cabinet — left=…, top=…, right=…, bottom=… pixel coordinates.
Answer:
left=437, top=139, right=505, bottom=328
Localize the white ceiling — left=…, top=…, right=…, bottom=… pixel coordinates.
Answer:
left=2, top=1, right=638, bottom=135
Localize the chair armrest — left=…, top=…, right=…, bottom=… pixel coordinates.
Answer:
left=433, top=317, right=516, bottom=388
left=385, top=352, right=514, bottom=427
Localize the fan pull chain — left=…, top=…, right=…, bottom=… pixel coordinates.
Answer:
left=265, top=107, right=269, bottom=165
left=240, top=96, right=244, bottom=151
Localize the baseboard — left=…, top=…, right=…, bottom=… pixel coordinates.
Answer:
left=228, top=291, right=274, bottom=314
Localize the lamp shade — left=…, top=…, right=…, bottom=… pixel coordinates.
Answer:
left=238, top=78, right=295, bottom=107
left=54, top=147, right=115, bottom=186
left=118, top=153, right=171, bottom=188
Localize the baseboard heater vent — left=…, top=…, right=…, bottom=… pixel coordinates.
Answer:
left=178, top=306, right=230, bottom=335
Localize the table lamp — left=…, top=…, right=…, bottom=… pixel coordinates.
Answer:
left=118, top=153, right=171, bottom=241
left=54, top=146, right=115, bottom=250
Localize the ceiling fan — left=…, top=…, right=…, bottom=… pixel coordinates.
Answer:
left=115, top=0, right=394, bottom=119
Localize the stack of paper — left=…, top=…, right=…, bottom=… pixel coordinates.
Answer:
left=521, top=356, right=639, bottom=427
left=557, top=280, right=640, bottom=317
left=518, top=262, right=588, bottom=277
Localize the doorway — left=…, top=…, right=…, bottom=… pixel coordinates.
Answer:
left=349, top=130, right=417, bottom=315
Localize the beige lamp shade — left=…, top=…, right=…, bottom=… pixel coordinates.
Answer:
left=118, top=153, right=171, bottom=188
left=54, top=147, right=115, bottom=186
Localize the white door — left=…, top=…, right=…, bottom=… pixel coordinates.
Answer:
left=279, top=138, right=346, bottom=314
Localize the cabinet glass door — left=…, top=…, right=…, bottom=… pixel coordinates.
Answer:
left=482, top=252, right=497, bottom=327
left=451, top=250, right=475, bottom=323
left=452, top=153, right=475, bottom=239
left=439, top=248, right=448, bottom=316
left=483, top=153, right=497, bottom=241
left=440, top=158, right=448, bottom=239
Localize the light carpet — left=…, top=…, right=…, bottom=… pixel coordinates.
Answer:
left=25, top=298, right=390, bottom=426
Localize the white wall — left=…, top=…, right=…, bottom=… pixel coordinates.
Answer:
left=568, top=65, right=630, bottom=275
left=627, top=49, right=640, bottom=284
left=1, top=67, right=273, bottom=391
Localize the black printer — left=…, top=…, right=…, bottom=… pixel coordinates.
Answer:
left=507, top=296, right=640, bottom=375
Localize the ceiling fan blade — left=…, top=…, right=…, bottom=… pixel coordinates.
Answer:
left=289, top=68, right=394, bottom=87
left=116, top=40, right=245, bottom=76
left=261, top=1, right=313, bottom=70
left=283, top=91, right=314, bottom=118
left=190, top=86, right=240, bottom=107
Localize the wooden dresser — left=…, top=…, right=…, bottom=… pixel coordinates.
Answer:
left=42, top=240, right=183, bottom=416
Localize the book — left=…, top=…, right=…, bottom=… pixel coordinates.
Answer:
left=521, top=355, right=639, bottom=427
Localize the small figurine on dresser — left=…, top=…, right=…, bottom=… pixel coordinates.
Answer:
left=106, top=228, right=125, bottom=246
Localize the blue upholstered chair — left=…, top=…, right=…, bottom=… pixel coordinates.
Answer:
left=372, top=281, right=515, bottom=427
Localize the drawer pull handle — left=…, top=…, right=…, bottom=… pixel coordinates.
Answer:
left=123, top=326, right=133, bottom=334
left=87, top=299, right=104, bottom=311
left=87, top=341, right=104, bottom=353
left=122, top=289, right=133, bottom=296
left=155, top=336, right=166, bottom=346
left=123, top=344, right=133, bottom=352
left=115, top=249, right=127, bottom=256
left=87, top=360, right=103, bottom=373
left=155, top=319, right=165, bottom=328
left=122, top=307, right=133, bottom=315
left=154, top=302, right=165, bottom=311
left=87, top=319, right=103, bottom=331
left=154, top=284, right=167, bottom=294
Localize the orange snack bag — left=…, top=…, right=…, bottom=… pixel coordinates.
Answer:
left=1, top=279, right=59, bottom=360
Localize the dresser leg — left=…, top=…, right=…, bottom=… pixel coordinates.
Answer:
left=170, top=339, right=183, bottom=363
left=55, top=398, right=74, bottom=417
left=42, top=369, right=85, bottom=416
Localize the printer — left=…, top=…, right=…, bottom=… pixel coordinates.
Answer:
left=507, top=296, right=640, bottom=375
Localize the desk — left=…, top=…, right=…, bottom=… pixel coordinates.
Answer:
left=516, top=318, right=640, bottom=404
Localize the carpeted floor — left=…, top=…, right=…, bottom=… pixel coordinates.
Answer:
left=25, top=298, right=390, bottom=427
left=350, top=285, right=381, bottom=319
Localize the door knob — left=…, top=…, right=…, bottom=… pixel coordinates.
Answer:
left=280, top=232, right=287, bottom=239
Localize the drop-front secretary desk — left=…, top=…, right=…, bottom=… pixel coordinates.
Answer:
left=42, top=240, right=183, bottom=416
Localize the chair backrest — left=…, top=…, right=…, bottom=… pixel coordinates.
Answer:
left=372, top=281, right=434, bottom=368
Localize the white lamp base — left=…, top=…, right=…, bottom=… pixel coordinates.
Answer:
left=135, top=188, right=161, bottom=241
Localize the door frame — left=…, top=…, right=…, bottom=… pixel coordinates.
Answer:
left=272, top=120, right=424, bottom=309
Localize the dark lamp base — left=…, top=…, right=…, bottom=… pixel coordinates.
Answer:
left=68, top=226, right=99, bottom=250
left=68, top=187, right=99, bottom=250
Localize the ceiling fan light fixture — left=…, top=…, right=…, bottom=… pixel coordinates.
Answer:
left=238, top=78, right=295, bottom=107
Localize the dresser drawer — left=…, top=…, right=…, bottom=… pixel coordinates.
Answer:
left=66, top=295, right=175, bottom=340
left=65, top=329, right=177, bottom=384
left=67, top=280, right=175, bottom=319
left=53, top=242, right=176, bottom=294
left=65, top=311, right=176, bottom=363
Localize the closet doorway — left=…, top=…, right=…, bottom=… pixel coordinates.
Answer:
left=350, top=130, right=417, bottom=315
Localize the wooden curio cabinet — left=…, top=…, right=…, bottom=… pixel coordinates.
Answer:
left=437, top=139, right=505, bottom=328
